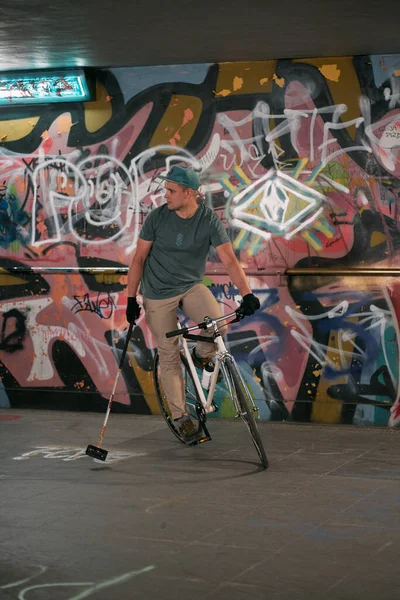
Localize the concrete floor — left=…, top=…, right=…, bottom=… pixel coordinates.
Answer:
left=0, top=409, right=399, bottom=599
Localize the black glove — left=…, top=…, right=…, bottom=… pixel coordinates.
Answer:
left=239, top=293, right=260, bottom=316
left=126, top=297, right=141, bottom=323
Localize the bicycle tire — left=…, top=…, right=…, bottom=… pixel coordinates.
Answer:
left=153, top=349, right=203, bottom=444
left=224, top=359, right=269, bottom=469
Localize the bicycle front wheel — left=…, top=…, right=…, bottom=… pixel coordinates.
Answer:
left=224, top=359, right=268, bottom=469
left=153, top=349, right=203, bottom=444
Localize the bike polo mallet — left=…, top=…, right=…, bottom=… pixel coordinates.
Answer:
left=85, top=321, right=135, bottom=461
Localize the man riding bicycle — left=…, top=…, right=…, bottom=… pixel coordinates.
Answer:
left=126, top=166, right=260, bottom=443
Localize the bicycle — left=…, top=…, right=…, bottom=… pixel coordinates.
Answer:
left=153, top=310, right=268, bottom=469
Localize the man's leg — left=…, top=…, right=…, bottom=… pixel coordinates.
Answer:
left=144, top=294, right=187, bottom=420
left=181, top=284, right=228, bottom=360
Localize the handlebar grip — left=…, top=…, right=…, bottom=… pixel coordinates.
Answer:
left=166, top=327, right=189, bottom=338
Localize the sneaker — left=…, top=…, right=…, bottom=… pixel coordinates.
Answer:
left=191, top=348, right=222, bottom=383
left=191, top=347, right=210, bottom=369
left=175, top=416, right=198, bottom=443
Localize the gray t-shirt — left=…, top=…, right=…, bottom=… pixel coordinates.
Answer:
left=139, top=202, right=230, bottom=299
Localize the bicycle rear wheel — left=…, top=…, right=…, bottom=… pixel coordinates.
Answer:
left=223, top=358, right=268, bottom=469
left=153, top=349, right=203, bottom=444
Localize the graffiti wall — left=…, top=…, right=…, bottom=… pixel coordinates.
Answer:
left=1, top=54, right=400, bottom=426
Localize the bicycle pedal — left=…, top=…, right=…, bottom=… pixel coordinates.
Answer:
left=187, top=435, right=211, bottom=446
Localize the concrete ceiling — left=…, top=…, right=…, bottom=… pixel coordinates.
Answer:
left=0, top=0, right=399, bottom=72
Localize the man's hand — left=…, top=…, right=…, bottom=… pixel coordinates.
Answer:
left=126, top=297, right=141, bottom=323
left=239, top=293, right=260, bottom=316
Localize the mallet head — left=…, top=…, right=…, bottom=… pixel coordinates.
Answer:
left=85, top=444, right=108, bottom=461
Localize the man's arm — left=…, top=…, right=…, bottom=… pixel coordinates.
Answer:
left=216, top=242, right=252, bottom=297
left=216, top=242, right=260, bottom=316
left=127, top=238, right=153, bottom=296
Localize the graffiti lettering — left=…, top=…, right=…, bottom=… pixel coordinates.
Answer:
left=71, top=292, right=117, bottom=319
left=208, top=281, right=240, bottom=301
left=0, top=308, right=26, bottom=353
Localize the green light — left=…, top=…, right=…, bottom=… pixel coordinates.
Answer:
left=0, top=69, right=92, bottom=105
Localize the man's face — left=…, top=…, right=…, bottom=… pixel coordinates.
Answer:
left=164, top=182, right=189, bottom=210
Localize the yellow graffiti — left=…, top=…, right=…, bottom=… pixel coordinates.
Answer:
left=273, top=74, right=285, bottom=88
left=84, top=82, right=113, bottom=133
left=0, top=269, right=27, bottom=286
left=312, top=324, right=358, bottom=424
left=216, top=61, right=276, bottom=95
left=150, top=94, right=202, bottom=151
left=214, top=89, right=231, bottom=97
left=0, top=116, right=40, bottom=142
left=371, top=231, right=387, bottom=247
left=233, top=76, right=244, bottom=91
left=127, top=350, right=160, bottom=415
left=318, top=64, right=341, bottom=82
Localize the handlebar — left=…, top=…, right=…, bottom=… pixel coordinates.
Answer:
left=165, top=309, right=245, bottom=338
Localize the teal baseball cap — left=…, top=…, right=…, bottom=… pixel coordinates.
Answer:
left=157, top=165, right=201, bottom=190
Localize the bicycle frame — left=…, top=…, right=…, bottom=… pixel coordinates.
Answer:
left=177, top=312, right=259, bottom=418
left=161, top=309, right=268, bottom=466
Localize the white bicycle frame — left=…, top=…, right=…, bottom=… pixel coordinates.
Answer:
left=177, top=311, right=257, bottom=416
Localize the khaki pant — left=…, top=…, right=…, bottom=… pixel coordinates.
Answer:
left=144, top=283, right=227, bottom=419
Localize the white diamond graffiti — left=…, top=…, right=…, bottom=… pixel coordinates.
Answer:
left=230, top=168, right=327, bottom=242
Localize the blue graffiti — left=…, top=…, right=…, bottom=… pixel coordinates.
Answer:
left=300, top=291, right=388, bottom=378
left=0, top=184, right=30, bottom=249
